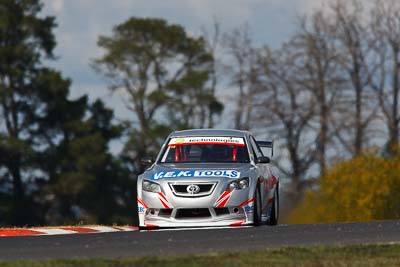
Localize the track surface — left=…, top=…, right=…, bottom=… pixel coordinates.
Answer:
left=1, top=220, right=400, bottom=260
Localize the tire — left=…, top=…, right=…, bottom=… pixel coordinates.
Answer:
left=253, top=186, right=262, bottom=226
left=267, top=185, right=279, bottom=226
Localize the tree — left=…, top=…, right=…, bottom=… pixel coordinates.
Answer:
left=202, top=18, right=224, bottom=128
left=84, top=100, right=135, bottom=224
left=224, top=24, right=259, bottom=130
left=254, top=44, right=317, bottom=205
left=329, top=0, right=378, bottom=156
left=0, top=0, right=56, bottom=225
left=0, top=0, right=134, bottom=226
left=370, top=0, right=400, bottom=155
left=34, top=91, right=132, bottom=225
left=93, top=18, right=222, bottom=173
left=292, top=12, right=345, bottom=174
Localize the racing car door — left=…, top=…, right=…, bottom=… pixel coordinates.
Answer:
left=248, top=135, right=271, bottom=209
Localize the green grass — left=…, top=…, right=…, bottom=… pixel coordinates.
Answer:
left=1, top=244, right=400, bottom=267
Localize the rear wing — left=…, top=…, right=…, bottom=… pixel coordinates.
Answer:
left=257, top=140, right=274, bottom=158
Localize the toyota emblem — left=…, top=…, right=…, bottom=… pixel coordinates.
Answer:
left=186, top=184, right=201, bottom=194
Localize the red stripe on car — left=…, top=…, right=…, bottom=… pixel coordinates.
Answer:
left=159, top=198, right=171, bottom=209
left=216, top=190, right=231, bottom=203
left=217, top=193, right=232, bottom=208
left=239, top=197, right=255, bottom=207
left=158, top=192, right=169, bottom=203
left=144, top=223, right=159, bottom=228
left=215, top=191, right=232, bottom=207
left=271, top=175, right=278, bottom=185
left=229, top=220, right=246, bottom=227
left=232, top=146, right=237, bottom=161
left=137, top=198, right=148, bottom=209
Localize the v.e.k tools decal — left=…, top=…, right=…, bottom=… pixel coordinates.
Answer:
left=151, top=170, right=240, bottom=180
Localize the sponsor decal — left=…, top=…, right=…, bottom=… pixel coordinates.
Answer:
left=152, top=170, right=240, bottom=180
left=138, top=207, right=145, bottom=213
left=168, top=136, right=245, bottom=146
left=239, top=198, right=255, bottom=213
left=173, top=138, right=185, bottom=144
left=244, top=205, right=254, bottom=212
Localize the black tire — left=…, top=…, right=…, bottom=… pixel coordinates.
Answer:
left=253, top=186, right=262, bottom=226
left=267, top=185, right=279, bottom=226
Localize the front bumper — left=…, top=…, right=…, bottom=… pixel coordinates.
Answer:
left=143, top=206, right=250, bottom=227
left=138, top=187, right=255, bottom=228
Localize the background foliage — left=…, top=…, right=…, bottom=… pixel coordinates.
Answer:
left=287, top=149, right=400, bottom=223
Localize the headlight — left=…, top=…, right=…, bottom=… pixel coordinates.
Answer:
left=228, top=178, right=249, bottom=190
left=142, top=180, right=161, bottom=193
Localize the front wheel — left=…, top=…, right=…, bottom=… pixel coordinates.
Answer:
left=253, top=187, right=262, bottom=226
left=267, top=185, right=279, bottom=226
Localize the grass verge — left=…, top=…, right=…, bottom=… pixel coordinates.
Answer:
left=1, top=244, right=400, bottom=267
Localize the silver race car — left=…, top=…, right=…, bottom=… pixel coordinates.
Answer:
left=137, top=129, right=279, bottom=228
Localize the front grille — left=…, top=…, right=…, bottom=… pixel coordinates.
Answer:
left=173, top=184, right=213, bottom=193
left=175, top=208, right=211, bottom=218
left=169, top=182, right=217, bottom=197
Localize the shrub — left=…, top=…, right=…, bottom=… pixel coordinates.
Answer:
left=287, top=150, right=400, bottom=223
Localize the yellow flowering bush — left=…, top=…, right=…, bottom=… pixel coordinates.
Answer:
left=287, top=150, right=400, bottom=223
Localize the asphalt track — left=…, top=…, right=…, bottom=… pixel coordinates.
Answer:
left=1, top=220, right=400, bottom=260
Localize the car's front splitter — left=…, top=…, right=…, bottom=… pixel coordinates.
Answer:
left=137, top=187, right=256, bottom=228
left=138, top=198, right=256, bottom=228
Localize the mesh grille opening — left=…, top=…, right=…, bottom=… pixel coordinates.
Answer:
left=214, top=207, right=230, bottom=216
left=159, top=209, right=173, bottom=217
left=175, top=208, right=211, bottom=218
left=172, top=184, right=213, bottom=193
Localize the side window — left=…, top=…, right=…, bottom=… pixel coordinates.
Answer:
left=249, top=136, right=263, bottom=160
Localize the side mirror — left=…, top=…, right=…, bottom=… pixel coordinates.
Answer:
left=257, top=156, right=270, bottom=164
left=141, top=157, right=154, bottom=166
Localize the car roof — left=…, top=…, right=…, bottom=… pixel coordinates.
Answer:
left=169, top=129, right=250, bottom=138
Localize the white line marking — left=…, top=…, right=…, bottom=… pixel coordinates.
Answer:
left=112, top=226, right=138, bottom=231
left=35, top=229, right=77, bottom=235
left=85, top=226, right=120, bottom=232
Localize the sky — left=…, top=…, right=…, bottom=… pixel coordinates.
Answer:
left=40, top=0, right=327, bottom=152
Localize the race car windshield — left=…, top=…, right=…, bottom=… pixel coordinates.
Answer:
left=161, top=137, right=250, bottom=163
